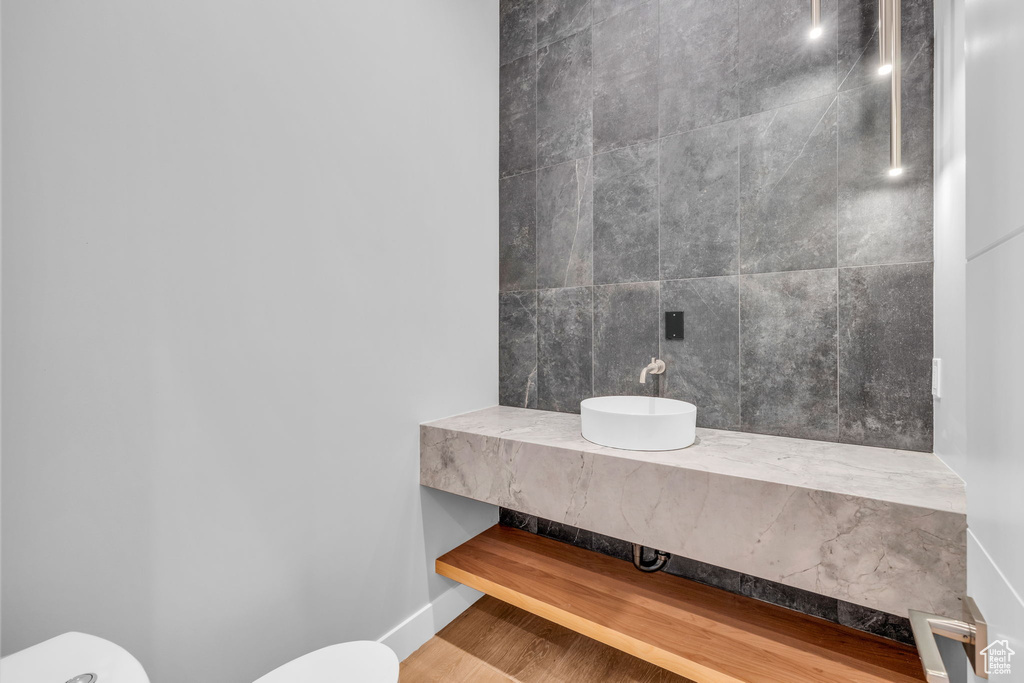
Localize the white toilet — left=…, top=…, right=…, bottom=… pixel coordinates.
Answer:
left=0, top=632, right=399, bottom=683
left=253, top=641, right=399, bottom=683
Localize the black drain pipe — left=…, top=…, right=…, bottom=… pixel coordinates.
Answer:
left=632, top=543, right=670, bottom=573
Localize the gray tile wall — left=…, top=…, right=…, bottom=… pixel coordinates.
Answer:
left=499, top=0, right=934, bottom=452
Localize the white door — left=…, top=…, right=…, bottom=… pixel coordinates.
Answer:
left=962, top=0, right=1024, bottom=679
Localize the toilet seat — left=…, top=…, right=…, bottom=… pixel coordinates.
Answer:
left=252, top=641, right=399, bottom=683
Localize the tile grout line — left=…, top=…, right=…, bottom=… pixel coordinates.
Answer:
left=736, top=0, right=743, bottom=431
left=498, top=259, right=936, bottom=295
left=656, top=0, right=663, bottom=399
left=590, top=9, right=596, bottom=402
left=533, top=4, right=540, bottom=410
left=833, top=11, right=842, bottom=444
left=836, top=59, right=842, bottom=444
left=501, top=73, right=894, bottom=185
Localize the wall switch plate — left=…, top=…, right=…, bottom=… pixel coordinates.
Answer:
left=665, top=312, right=684, bottom=340
left=932, top=358, right=942, bottom=398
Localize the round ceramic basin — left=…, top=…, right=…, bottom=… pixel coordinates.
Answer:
left=580, top=396, right=697, bottom=451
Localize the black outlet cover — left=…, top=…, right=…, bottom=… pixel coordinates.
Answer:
left=665, top=311, right=684, bottom=340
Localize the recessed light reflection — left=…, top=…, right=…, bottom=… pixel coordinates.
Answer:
left=889, top=167, right=904, bottom=177
left=878, top=63, right=893, bottom=75
left=809, top=26, right=823, bottom=39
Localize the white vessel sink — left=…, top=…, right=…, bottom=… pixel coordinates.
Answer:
left=581, top=396, right=697, bottom=451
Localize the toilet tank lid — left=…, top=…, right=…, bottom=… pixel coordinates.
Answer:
left=0, top=632, right=150, bottom=683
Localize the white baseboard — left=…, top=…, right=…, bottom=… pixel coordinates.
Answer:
left=376, top=583, right=483, bottom=662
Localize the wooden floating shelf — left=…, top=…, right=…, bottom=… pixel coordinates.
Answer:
left=436, top=525, right=926, bottom=683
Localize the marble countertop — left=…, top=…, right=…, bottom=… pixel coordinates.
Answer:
left=422, top=405, right=966, bottom=618
left=423, top=406, right=965, bottom=514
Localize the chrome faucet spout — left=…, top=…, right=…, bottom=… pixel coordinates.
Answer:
left=640, top=357, right=666, bottom=384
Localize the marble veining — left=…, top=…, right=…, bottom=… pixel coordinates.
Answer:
left=593, top=3, right=658, bottom=153
left=501, top=0, right=537, bottom=66
left=537, top=158, right=593, bottom=288
left=593, top=141, right=659, bottom=284
left=659, top=122, right=740, bottom=280
left=739, top=94, right=839, bottom=274
left=421, top=406, right=966, bottom=619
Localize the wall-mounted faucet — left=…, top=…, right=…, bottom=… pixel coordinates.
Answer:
left=640, top=358, right=665, bottom=384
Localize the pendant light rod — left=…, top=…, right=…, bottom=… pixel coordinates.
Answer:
left=889, top=0, right=902, bottom=174
left=810, top=0, right=822, bottom=38
left=878, top=0, right=893, bottom=74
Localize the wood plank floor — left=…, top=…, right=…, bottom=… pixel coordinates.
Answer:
left=401, top=595, right=693, bottom=682
left=433, top=525, right=925, bottom=683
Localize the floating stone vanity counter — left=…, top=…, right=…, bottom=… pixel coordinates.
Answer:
left=420, top=406, right=966, bottom=621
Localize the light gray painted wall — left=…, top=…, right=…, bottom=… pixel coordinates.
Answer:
left=0, top=2, right=498, bottom=681
left=0, top=0, right=4, bottom=661
left=962, top=0, right=1024, bottom=677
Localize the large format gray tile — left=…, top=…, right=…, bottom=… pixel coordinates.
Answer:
left=838, top=0, right=934, bottom=92
left=499, top=507, right=539, bottom=533
left=593, top=282, right=659, bottom=396
left=660, top=277, right=741, bottom=430
left=537, top=0, right=592, bottom=47
left=535, top=519, right=633, bottom=564
left=739, top=574, right=840, bottom=622
left=740, top=95, right=838, bottom=274
left=501, top=0, right=536, bottom=65
left=500, top=55, right=537, bottom=179
left=587, top=528, right=633, bottom=562
left=836, top=0, right=876, bottom=91
left=740, top=269, right=838, bottom=441
left=499, top=291, right=538, bottom=408
left=839, top=263, right=933, bottom=452
left=664, top=555, right=743, bottom=593
left=537, top=516, right=593, bottom=545
left=659, top=0, right=740, bottom=137
left=738, top=0, right=837, bottom=115
left=660, top=121, right=740, bottom=280
left=538, top=287, right=594, bottom=412
left=837, top=600, right=914, bottom=646
left=593, top=2, right=658, bottom=153
left=500, top=172, right=537, bottom=292
left=593, top=0, right=646, bottom=22
left=538, top=30, right=593, bottom=168
left=593, top=141, right=659, bottom=284
left=537, top=158, right=594, bottom=288
left=838, top=51, right=933, bottom=266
